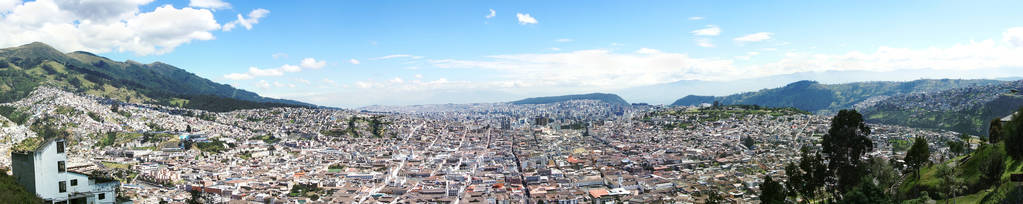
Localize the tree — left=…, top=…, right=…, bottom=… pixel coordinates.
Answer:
left=187, top=189, right=212, bottom=204
left=839, top=177, right=892, bottom=204
left=706, top=191, right=725, bottom=204
left=822, top=109, right=873, bottom=194
left=989, top=118, right=1002, bottom=143
left=935, top=164, right=963, bottom=203
left=1006, top=109, right=1023, bottom=159
left=864, top=157, right=898, bottom=197
left=760, top=175, right=786, bottom=204
left=785, top=146, right=828, bottom=202
left=742, top=136, right=755, bottom=150
left=946, top=140, right=964, bottom=156
left=904, top=137, right=930, bottom=179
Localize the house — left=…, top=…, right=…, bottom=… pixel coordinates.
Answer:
left=11, top=137, right=121, bottom=204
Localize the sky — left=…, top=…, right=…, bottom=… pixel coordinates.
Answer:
left=2, top=0, right=1023, bottom=107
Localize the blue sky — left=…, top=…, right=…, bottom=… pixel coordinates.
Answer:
left=3, top=0, right=1023, bottom=107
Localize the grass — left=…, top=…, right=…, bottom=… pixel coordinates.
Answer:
left=101, top=161, right=131, bottom=169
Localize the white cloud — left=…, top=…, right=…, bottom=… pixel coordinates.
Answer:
left=389, top=77, right=404, bottom=83
left=295, top=78, right=311, bottom=85
left=0, top=0, right=20, bottom=13
left=635, top=48, right=661, bottom=54
left=349, top=58, right=360, bottom=64
left=516, top=13, right=537, bottom=25
left=549, top=47, right=561, bottom=51
left=688, top=16, right=703, bottom=20
left=691, top=25, right=720, bottom=36
left=415, top=74, right=423, bottom=79
left=696, top=38, right=714, bottom=47
left=371, top=54, right=423, bottom=60
left=225, top=57, right=327, bottom=80
left=224, top=73, right=252, bottom=80
left=485, top=9, right=495, bottom=19
left=1006, top=27, right=1023, bottom=47
left=0, top=1, right=223, bottom=55
left=430, top=49, right=739, bottom=88
left=556, top=38, right=573, bottom=42
left=189, top=0, right=229, bottom=9
left=300, top=57, right=326, bottom=69
left=734, top=32, right=773, bottom=43
left=280, top=64, right=301, bottom=72
left=223, top=8, right=268, bottom=31
left=272, top=52, right=288, bottom=59
left=256, top=80, right=270, bottom=89
left=248, top=66, right=284, bottom=76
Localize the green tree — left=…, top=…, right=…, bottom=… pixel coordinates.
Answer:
left=946, top=140, right=965, bottom=156
left=785, top=146, right=828, bottom=202
left=989, top=118, right=1002, bottom=143
left=935, top=164, right=963, bottom=203
left=706, top=191, right=725, bottom=204
left=839, top=178, right=892, bottom=204
left=760, top=175, right=786, bottom=204
left=1006, top=109, right=1023, bottom=159
left=822, top=109, right=873, bottom=194
left=864, top=157, right=899, bottom=197
left=903, top=137, right=930, bottom=179
left=742, top=136, right=755, bottom=150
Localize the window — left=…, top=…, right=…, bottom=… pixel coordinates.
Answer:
left=98, top=193, right=105, bottom=200
left=57, top=161, right=65, bottom=173
left=58, top=181, right=66, bottom=193
left=56, top=141, right=65, bottom=153
left=70, top=179, right=77, bottom=186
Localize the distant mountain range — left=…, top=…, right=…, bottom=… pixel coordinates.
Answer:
left=510, top=93, right=629, bottom=106
left=0, top=42, right=312, bottom=111
left=618, top=69, right=1023, bottom=104
left=670, top=79, right=1005, bottom=114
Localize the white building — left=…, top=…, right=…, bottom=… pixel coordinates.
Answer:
left=11, top=137, right=120, bottom=204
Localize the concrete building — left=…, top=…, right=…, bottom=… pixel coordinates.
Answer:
left=12, top=137, right=120, bottom=204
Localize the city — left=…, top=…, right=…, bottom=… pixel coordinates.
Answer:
left=2, top=1, right=1023, bottom=204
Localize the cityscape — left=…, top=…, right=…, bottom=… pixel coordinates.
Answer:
left=2, top=1, right=1023, bottom=204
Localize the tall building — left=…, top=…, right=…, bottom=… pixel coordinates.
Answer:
left=11, top=137, right=120, bottom=204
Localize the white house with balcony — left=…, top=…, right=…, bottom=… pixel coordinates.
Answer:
left=11, top=137, right=120, bottom=204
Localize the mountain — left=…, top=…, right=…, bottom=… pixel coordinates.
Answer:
left=859, top=80, right=1023, bottom=136
left=619, top=69, right=1023, bottom=105
left=0, top=42, right=312, bottom=111
left=510, top=93, right=629, bottom=106
left=670, top=79, right=1006, bottom=114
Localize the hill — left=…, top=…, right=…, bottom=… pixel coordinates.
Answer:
left=0, top=42, right=312, bottom=112
left=510, top=93, right=629, bottom=106
left=670, top=79, right=1004, bottom=114
left=859, top=80, right=1023, bottom=136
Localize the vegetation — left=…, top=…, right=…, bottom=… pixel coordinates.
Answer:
left=194, top=139, right=229, bottom=153
left=671, top=79, right=1003, bottom=113
left=0, top=42, right=312, bottom=112
left=758, top=175, right=785, bottom=204
left=250, top=134, right=280, bottom=143
left=821, top=109, right=873, bottom=194
left=287, top=184, right=323, bottom=200
left=904, top=137, right=930, bottom=179
left=0, top=168, right=44, bottom=203
left=0, top=105, right=30, bottom=125
left=511, top=93, right=629, bottom=106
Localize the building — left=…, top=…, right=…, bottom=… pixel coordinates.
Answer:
left=11, top=137, right=120, bottom=204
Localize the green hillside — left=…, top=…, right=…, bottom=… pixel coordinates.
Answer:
left=511, top=93, right=629, bottom=106
left=861, top=80, right=1023, bottom=136
left=0, top=42, right=312, bottom=112
left=670, top=79, right=1004, bottom=114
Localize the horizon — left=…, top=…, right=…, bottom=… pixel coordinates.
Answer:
left=3, top=0, right=1023, bottom=107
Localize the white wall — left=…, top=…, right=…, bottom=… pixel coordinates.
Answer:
left=31, top=140, right=68, bottom=201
